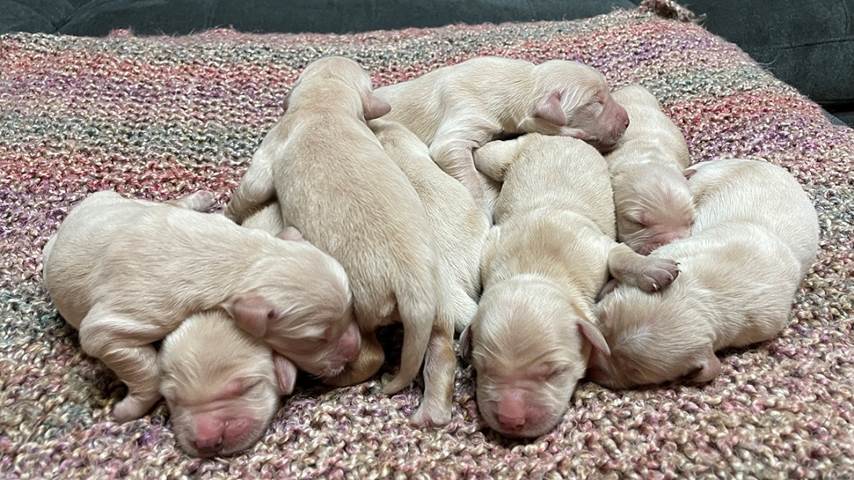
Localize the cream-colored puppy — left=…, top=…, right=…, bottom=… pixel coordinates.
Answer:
left=224, top=56, right=446, bottom=424
left=606, top=84, right=693, bottom=254
left=370, top=119, right=489, bottom=332
left=376, top=56, right=630, bottom=205
left=590, top=159, right=819, bottom=388
left=159, top=310, right=296, bottom=457
left=462, top=134, right=679, bottom=438
left=42, top=190, right=355, bottom=422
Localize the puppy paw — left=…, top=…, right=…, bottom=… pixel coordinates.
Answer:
left=637, top=257, right=680, bottom=292
left=410, top=404, right=452, bottom=428
left=111, top=394, right=158, bottom=423
left=184, top=190, right=217, bottom=212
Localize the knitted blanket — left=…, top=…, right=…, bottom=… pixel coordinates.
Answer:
left=1, top=3, right=852, bottom=478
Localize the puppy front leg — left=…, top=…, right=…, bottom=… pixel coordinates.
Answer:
left=78, top=307, right=163, bottom=422
left=472, top=138, right=523, bottom=182
left=606, top=242, right=679, bottom=292
left=411, top=321, right=456, bottom=427
left=224, top=156, right=276, bottom=223
left=430, top=118, right=501, bottom=205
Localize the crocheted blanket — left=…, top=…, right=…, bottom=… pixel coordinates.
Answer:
left=1, top=3, right=851, bottom=478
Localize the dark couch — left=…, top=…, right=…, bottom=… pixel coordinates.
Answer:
left=2, top=0, right=852, bottom=124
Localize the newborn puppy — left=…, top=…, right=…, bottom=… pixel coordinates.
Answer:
left=159, top=310, right=297, bottom=457
left=590, top=159, right=819, bottom=388
left=462, top=134, right=679, bottom=438
left=224, top=57, right=447, bottom=424
left=605, top=84, right=693, bottom=254
left=370, top=119, right=489, bottom=333
left=376, top=56, right=629, bottom=205
left=42, top=190, right=355, bottom=422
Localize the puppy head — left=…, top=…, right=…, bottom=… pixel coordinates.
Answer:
left=224, top=239, right=361, bottom=380
left=529, top=60, right=629, bottom=151
left=461, top=277, right=609, bottom=438
left=589, top=282, right=720, bottom=389
left=613, top=164, right=694, bottom=254
left=159, top=311, right=294, bottom=457
left=291, top=56, right=390, bottom=121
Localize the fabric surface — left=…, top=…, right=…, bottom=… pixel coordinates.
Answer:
left=1, top=4, right=852, bottom=478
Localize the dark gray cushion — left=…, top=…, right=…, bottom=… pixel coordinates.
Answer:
left=0, top=0, right=74, bottom=33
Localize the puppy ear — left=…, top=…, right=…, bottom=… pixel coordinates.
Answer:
left=277, top=226, right=303, bottom=241
left=272, top=354, right=298, bottom=395
left=577, top=319, right=611, bottom=357
left=222, top=294, right=277, bottom=338
left=458, top=324, right=473, bottom=363
left=684, top=167, right=698, bottom=179
left=363, top=92, right=391, bottom=120
left=687, top=348, right=721, bottom=383
left=534, top=90, right=567, bottom=125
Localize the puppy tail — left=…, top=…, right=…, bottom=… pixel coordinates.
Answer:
left=383, top=276, right=436, bottom=395
left=447, top=284, right=478, bottom=335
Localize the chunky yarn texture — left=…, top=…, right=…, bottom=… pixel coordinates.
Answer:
left=0, top=5, right=851, bottom=478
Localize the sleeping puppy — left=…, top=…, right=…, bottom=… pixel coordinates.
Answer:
left=376, top=56, right=629, bottom=206
left=224, top=57, right=447, bottom=425
left=159, top=311, right=297, bottom=457
left=605, top=84, right=693, bottom=254
left=462, top=134, right=679, bottom=438
left=42, top=190, right=355, bottom=422
left=370, top=119, right=489, bottom=333
left=590, top=159, right=819, bottom=388
left=369, top=119, right=489, bottom=425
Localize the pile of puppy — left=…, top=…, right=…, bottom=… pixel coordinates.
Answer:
left=42, top=56, right=820, bottom=457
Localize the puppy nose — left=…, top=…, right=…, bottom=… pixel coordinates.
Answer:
left=194, top=416, right=224, bottom=452
left=497, top=413, right=527, bottom=431
left=193, top=436, right=223, bottom=454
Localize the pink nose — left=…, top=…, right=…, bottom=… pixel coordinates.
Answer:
left=497, top=412, right=527, bottom=431
left=193, top=415, right=224, bottom=452
left=496, top=391, right=528, bottom=431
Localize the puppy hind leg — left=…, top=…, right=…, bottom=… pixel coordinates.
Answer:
left=606, top=242, right=680, bottom=292
left=78, top=308, right=163, bottom=422
left=410, top=321, right=456, bottom=427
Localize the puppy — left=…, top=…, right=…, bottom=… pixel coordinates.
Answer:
left=375, top=56, right=630, bottom=205
left=590, top=159, right=819, bottom=388
left=224, top=57, right=447, bottom=424
left=606, top=84, right=693, bottom=254
left=42, top=190, right=356, bottom=422
left=159, top=310, right=297, bottom=457
left=370, top=119, right=489, bottom=333
left=462, top=134, right=679, bottom=438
